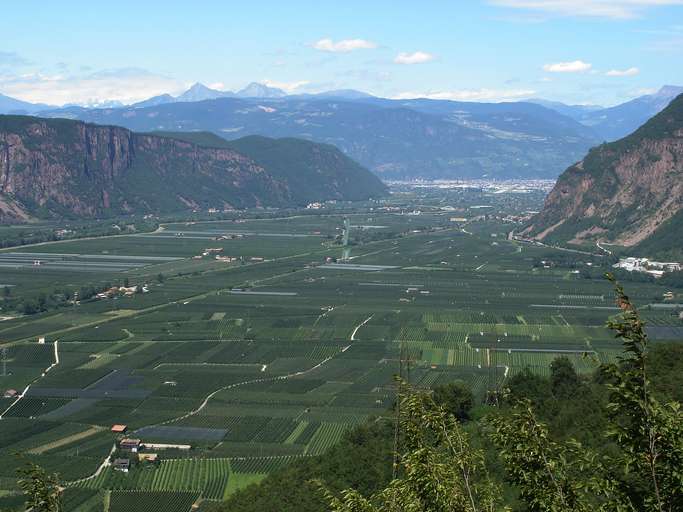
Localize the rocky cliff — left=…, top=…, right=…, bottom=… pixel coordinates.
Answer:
left=523, top=94, right=683, bottom=252
left=0, top=116, right=386, bottom=221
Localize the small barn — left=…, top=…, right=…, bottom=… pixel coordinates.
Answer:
left=111, top=424, right=128, bottom=434
left=113, top=458, right=130, bottom=473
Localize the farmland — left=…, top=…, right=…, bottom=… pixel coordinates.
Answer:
left=0, top=185, right=681, bottom=510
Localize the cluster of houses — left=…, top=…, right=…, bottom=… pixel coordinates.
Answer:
left=613, top=257, right=682, bottom=278
left=110, top=424, right=190, bottom=473
left=96, top=284, right=149, bottom=300
left=192, top=247, right=250, bottom=264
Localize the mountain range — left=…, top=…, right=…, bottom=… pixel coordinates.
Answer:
left=531, top=86, right=683, bottom=141
left=523, top=93, right=683, bottom=259
left=0, top=83, right=681, bottom=181
left=34, top=95, right=600, bottom=180
left=0, top=115, right=386, bottom=221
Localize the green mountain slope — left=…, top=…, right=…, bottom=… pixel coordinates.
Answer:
left=523, top=94, right=683, bottom=257
left=0, top=116, right=386, bottom=221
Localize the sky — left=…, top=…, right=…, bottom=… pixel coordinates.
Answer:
left=1, top=0, right=682, bottom=107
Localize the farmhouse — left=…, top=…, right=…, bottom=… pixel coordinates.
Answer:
left=215, top=255, right=238, bottom=263
left=113, top=458, right=130, bottom=473
left=111, top=424, right=127, bottom=434
left=119, top=438, right=141, bottom=452
left=97, top=286, right=139, bottom=299
left=3, top=389, right=18, bottom=398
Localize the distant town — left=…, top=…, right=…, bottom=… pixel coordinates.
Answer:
left=614, top=257, right=682, bottom=278
left=387, top=179, right=556, bottom=194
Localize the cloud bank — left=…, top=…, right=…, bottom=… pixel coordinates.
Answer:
left=312, top=38, right=377, bottom=53
left=543, top=60, right=592, bottom=72
left=394, top=51, right=435, bottom=65
left=491, top=1, right=683, bottom=19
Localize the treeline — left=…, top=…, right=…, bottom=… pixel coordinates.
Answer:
left=0, top=218, right=158, bottom=250
left=1, top=275, right=154, bottom=316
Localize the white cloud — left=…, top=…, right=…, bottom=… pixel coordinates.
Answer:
left=543, top=60, right=592, bottom=73
left=394, top=51, right=435, bottom=65
left=312, top=38, right=377, bottom=53
left=490, top=1, right=683, bottom=19
left=605, top=67, right=640, bottom=76
left=261, top=79, right=310, bottom=92
left=392, top=88, right=536, bottom=102
left=0, top=67, right=185, bottom=106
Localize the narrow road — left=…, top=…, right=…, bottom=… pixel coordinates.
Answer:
left=351, top=315, right=374, bottom=341
left=596, top=241, right=613, bottom=256
left=66, top=443, right=117, bottom=486
left=146, top=343, right=354, bottom=428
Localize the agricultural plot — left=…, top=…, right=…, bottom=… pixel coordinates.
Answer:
left=0, top=190, right=680, bottom=509
left=109, top=490, right=199, bottom=512
left=0, top=252, right=178, bottom=272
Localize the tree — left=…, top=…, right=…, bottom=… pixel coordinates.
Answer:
left=16, top=461, right=62, bottom=511
left=319, top=381, right=500, bottom=512
left=505, top=367, right=552, bottom=404
left=600, top=276, right=683, bottom=511
left=431, top=381, right=474, bottom=421
left=550, top=356, right=580, bottom=399
left=157, top=273, right=165, bottom=283
left=323, top=278, right=683, bottom=512
left=489, top=275, right=683, bottom=512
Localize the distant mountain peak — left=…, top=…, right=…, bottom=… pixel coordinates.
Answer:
left=653, top=85, right=683, bottom=99
left=236, top=82, right=286, bottom=98
left=176, top=83, right=234, bottom=102
left=186, top=82, right=214, bottom=93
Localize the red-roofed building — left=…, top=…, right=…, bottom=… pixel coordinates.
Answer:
left=111, top=424, right=127, bottom=433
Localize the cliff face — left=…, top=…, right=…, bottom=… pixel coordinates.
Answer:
left=523, top=94, right=683, bottom=249
left=0, top=116, right=385, bottom=221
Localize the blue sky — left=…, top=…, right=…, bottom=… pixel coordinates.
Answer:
left=1, top=0, right=682, bottom=106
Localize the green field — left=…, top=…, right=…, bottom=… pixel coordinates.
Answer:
left=1, top=186, right=681, bottom=510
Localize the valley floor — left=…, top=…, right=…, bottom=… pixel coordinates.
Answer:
left=0, top=186, right=681, bottom=512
